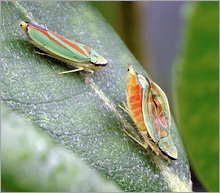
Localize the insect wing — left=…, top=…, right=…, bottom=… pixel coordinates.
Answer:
left=137, top=74, right=159, bottom=142
left=150, top=81, right=171, bottom=131
left=137, top=73, right=178, bottom=159
left=27, top=23, right=91, bottom=63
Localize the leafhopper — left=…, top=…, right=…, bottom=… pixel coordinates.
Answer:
left=19, top=21, right=108, bottom=74
left=120, top=64, right=178, bottom=161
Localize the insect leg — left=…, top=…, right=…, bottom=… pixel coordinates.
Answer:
left=122, top=128, right=148, bottom=149
left=119, top=102, right=157, bottom=152
left=83, top=68, right=94, bottom=74
left=34, top=51, right=48, bottom=55
left=118, top=101, right=130, bottom=115
left=57, top=67, right=85, bottom=75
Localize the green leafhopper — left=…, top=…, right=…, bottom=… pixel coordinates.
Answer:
left=19, top=21, right=108, bottom=75
left=120, top=64, right=178, bottom=161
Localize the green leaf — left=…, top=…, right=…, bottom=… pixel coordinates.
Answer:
left=1, top=103, right=120, bottom=192
left=1, top=1, right=191, bottom=191
left=174, top=2, right=219, bottom=192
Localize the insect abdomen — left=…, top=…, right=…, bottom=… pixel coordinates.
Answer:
left=127, top=84, right=146, bottom=131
